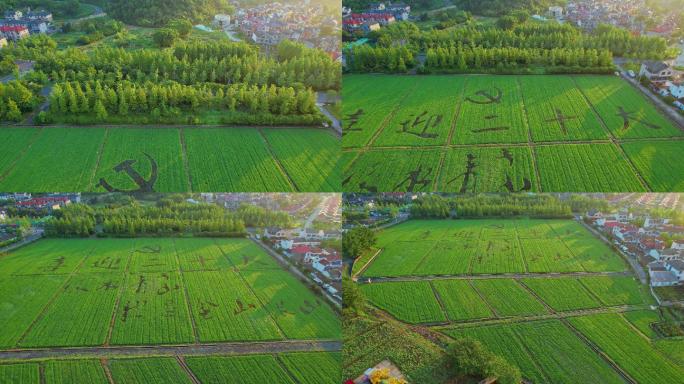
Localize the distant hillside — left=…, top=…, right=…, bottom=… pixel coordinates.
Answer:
left=106, top=0, right=234, bottom=27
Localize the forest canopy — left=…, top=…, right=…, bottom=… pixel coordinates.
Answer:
left=105, top=0, right=234, bottom=27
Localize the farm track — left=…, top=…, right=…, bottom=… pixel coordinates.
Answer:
left=0, top=128, right=44, bottom=183
left=341, top=136, right=684, bottom=152
left=9, top=124, right=334, bottom=131
left=104, top=247, right=132, bottom=347
left=357, top=270, right=632, bottom=284
left=516, top=77, right=543, bottom=192
left=179, top=128, right=194, bottom=192
left=176, top=356, right=201, bottom=384
left=172, top=240, right=201, bottom=344
left=89, top=127, right=110, bottom=190
left=101, top=358, right=115, bottom=384
left=0, top=340, right=342, bottom=361
left=435, top=304, right=649, bottom=329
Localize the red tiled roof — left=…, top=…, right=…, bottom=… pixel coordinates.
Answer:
left=0, top=25, right=28, bottom=32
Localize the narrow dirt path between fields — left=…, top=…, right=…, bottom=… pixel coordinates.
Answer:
left=257, top=128, right=299, bottom=192
left=357, top=270, right=632, bottom=284
left=0, top=340, right=341, bottom=361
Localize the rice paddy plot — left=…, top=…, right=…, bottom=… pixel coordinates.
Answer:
left=0, top=363, right=38, bottom=383
left=360, top=281, right=446, bottom=324
left=436, top=146, right=537, bottom=193
left=579, top=276, right=650, bottom=307
left=521, top=278, right=602, bottom=312
left=362, top=241, right=434, bottom=277
left=520, top=238, right=582, bottom=273
left=431, top=280, right=493, bottom=321
left=535, top=143, right=646, bottom=192
left=0, top=239, right=93, bottom=276
left=174, top=238, right=231, bottom=271
left=373, top=76, right=465, bottom=147
left=92, top=128, right=188, bottom=192
left=128, top=238, right=179, bottom=273
left=278, top=352, right=342, bottom=384
left=622, top=310, right=660, bottom=339
left=79, top=239, right=134, bottom=274
left=621, top=141, right=684, bottom=192
left=183, top=270, right=283, bottom=342
left=185, top=354, right=296, bottom=384
left=0, top=128, right=105, bottom=192
left=470, top=279, right=548, bottom=317
left=242, top=269, right=341, bottom=339
left=262, top=128, right=340, bottom=191
left=0, top=276, right=67, bottom=348
left=470, top=238, right=526, bottom=274
left=215, top=239, right=281, bottom=272
left=414, top=239, right=477, bottom=276
left=109, top=357, right=193, bottom=384
left=452, top=76, right=528, bottom=145
left=0, top=128, right=40, bottom=173
left=519, top=75, right=607, bottom=141
left=570, top=313, right=684, bottom=384
left=183, top=128, right=293, bottom=192
left=574, top=75, right=683, bottom=139
left=342, top=75, right=418, bottom=147
left=44, top=360, right=108, bottom=384
left=20, top=273, right=122, bottom=347
left=109, top=271, right=195, bottom=345
left=342, top=149, right=442, bottom=192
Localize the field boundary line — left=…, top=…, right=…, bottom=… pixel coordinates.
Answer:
left=514, top=227, right=530, bottom=273
left=87, top=127, right=109, bottom=191
left=100, top=358, right=115, bottom=384
left=515, top=279, right=556, bottom=314
left=362, top=79, right=420, bottom=149
left=561, top=319, right=637, bottom=384
left=257, top=128, right=299, bottom=192
left=0, top=127, right=44, bottom=183
left=357, top=270, right=631, bottom=284
left=576, top=278, right=610, bottom=307
left=467, top=280, right=499, bottom=318
left=516, top=77, right=543, bottom=192
left=570, top=76, right=651, bottom=192
left=617, top=312, right=654, bottom=342
left=214, top=241, right=288, bottom=339
left=0, top=340, right=342, bottom=360
left=179, top=128, right=194, bottom=192
left=173, top=240, right=200, bottom=344
left=509, top=324, right=554, bottom=384
left=38, top=362, right=45, bottom=384
left=433, top=76, right=468, bottom=191
left=104, top=243, right=134, bottom=347
left=411, top=240, right=444, bottom=276
left=274, top=354, right=301, bottom=384
left=176, top=355, right=201, bottom=384
left=15, top=248, right=92, bottom=347
left=546, top=223, right=589, bottom=273
left=352, top=248, right=382, bottom=279
left=429, top=281, right=451, bottom=323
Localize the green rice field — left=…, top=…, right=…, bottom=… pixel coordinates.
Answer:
left=342, top=74, right=684, bottom=192
left=0, top=238, right=340, bottom=349
left=0, top=127, right=339, bottom=192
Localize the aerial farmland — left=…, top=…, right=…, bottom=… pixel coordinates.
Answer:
left=342, top=74, right=684, bottom=193
left=343, top=194, right=684, bottom=384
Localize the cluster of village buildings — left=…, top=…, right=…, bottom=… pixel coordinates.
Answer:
left=263, top=226, right=342, bottom=299
left=0, top=9, right=53, bottom=48
left=342, top=2, right=411, bottom=35
left=0, top=193, right=78, bottom=246
left=226, top=1, right=340, bottom=59
left=587, top=209, right=684, bottom=287
left=638, top=60, right=684, bottom=111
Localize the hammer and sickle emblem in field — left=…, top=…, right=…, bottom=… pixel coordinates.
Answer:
left=136, top=245, right=161, bottom=254
left=466, top=88, right=503, bottom=104
left=99, top=153, right=158, bottom=193
left=615, top=106, right=661, bottom=131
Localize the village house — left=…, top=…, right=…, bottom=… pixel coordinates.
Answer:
left=1, top=9, right=52, bottom=34
left=648, top=261, right=680, bottom=286
left=0, top=25, right=29, bottom=41
left=548, top=6, right=563, bottom=19
left=668, top=82, right=684, bottom=99
left=639, top=61, right=675, bottom=84
left=15, top=196, right=71, bottom=210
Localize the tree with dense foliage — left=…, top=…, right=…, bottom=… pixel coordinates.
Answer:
left=152, top=28, right=179, bottom=48
left=446, top=338, right=522, bottom=384
left=343, top=226, right=377, bottom=259
left=106, top=0, right=234, bottom=27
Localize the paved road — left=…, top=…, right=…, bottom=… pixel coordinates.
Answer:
left=614, top=62, right=684, bottom=129
left=357, top=270, right=633, bottom=284
left=0, top=229, right=43, bottom=254
left=0, top=340, right=341, bottom=361
left=316, top=93, right=341, bottom=136
left=251, top=237, right=342, bottom=308
left=578, top=220, right=647, bottom=285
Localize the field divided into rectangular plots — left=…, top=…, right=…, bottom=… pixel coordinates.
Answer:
left=342, top=74, right=684, bottom=192
left=0, top=126, right=340, bottom=192
left=0, top=352, right=340, bottom=384
left=0, top=237, right=339, bottom=350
